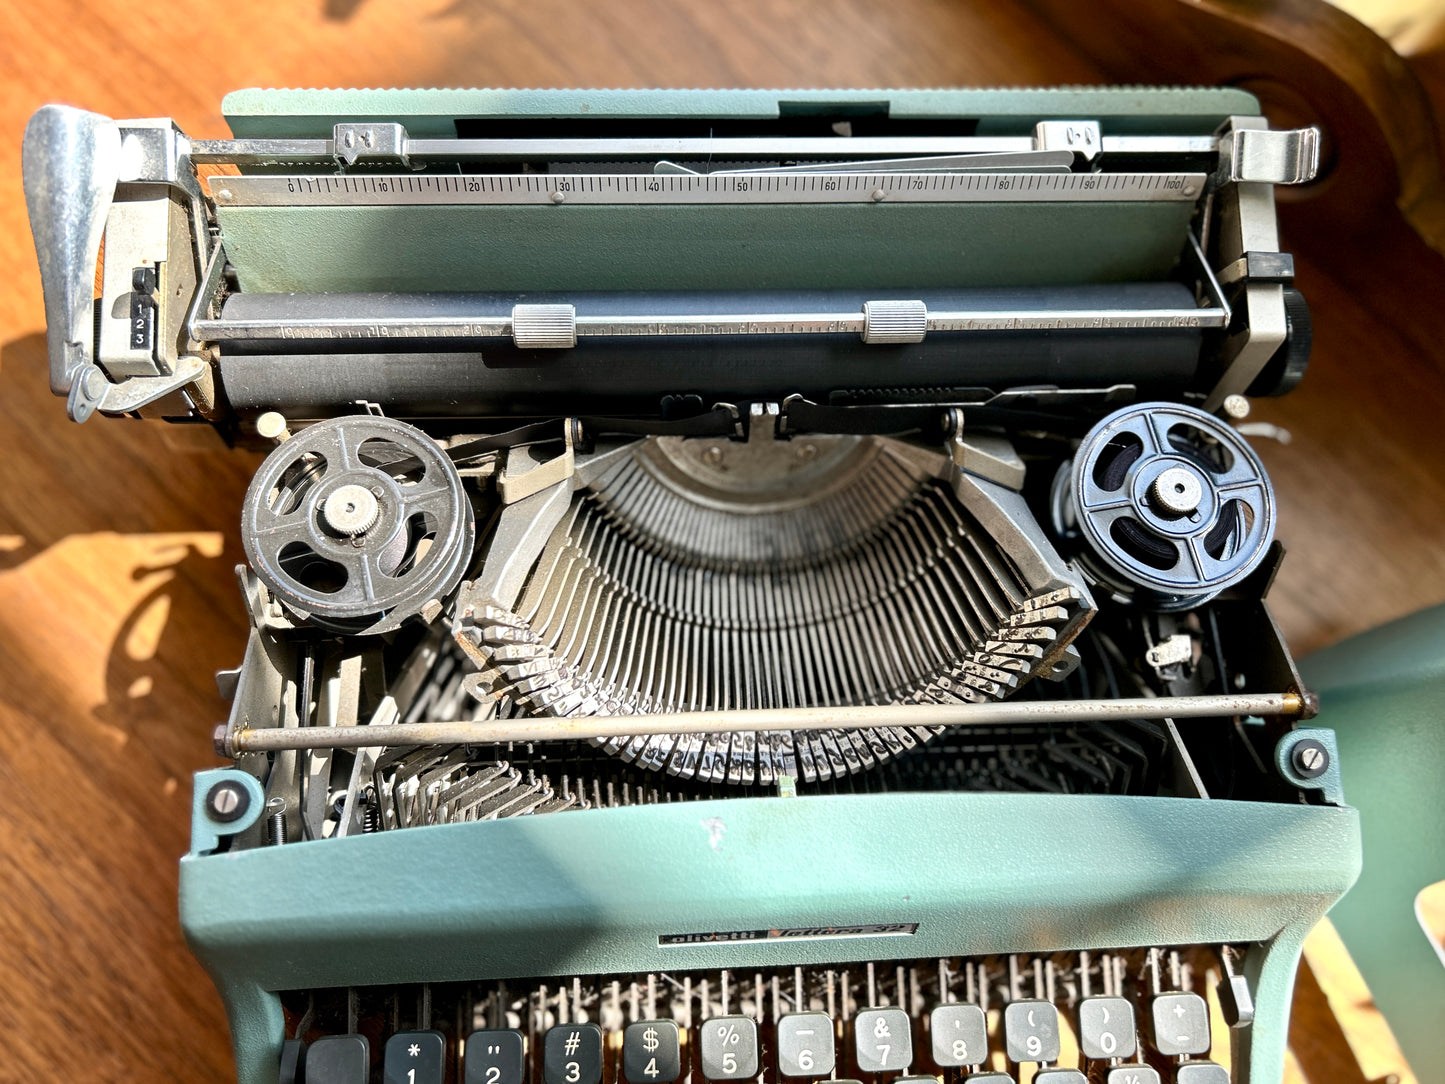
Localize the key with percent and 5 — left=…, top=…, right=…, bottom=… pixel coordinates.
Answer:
left=700, top=1016, right=760, bottom=1080
left=625, top=1021, right=682, bottom=1083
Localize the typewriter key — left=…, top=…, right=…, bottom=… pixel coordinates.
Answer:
left=930, top=1002, right=987, bottom=1067
left=1035, top=1072, right=1087, bottom=1084
left=624, top=1020, right=681, bottom=1084
left=1077, top=996, right=1137, bottom=1060
left=1003, top=999, right=1060, bottom=1063
left=1107, top=1067, right=1162, bottom=1084
left=700, top=1016, right=759, bottom=1080
left=1150, top=993, right=1211, bottom=1057
left=777, top=1011, right=835, bottom=1077
left=1175, top=1063, right=1230, bottom=1083
left=466, top=1029, right=526, bottom=1084
left=385, top=1031, right=446, bottom=1084
left=306, top=1034, right=370, bottom=1084
left=544, top=1024, right=603, bottom=1084
left=853, top=1008, right=912, bottom=1073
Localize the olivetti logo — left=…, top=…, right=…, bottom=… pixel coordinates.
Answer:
left=659, top=923, right=918, bottom=946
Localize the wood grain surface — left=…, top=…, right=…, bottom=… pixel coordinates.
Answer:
left=0, top=1, right=1440, bottom=1081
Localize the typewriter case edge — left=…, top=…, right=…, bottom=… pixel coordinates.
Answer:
left=179, top=793, right=1360, bottom=1084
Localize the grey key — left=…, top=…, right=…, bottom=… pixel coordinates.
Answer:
left=1003, top=999, right=1060, bottom=1063
left=1078, top=996, right=1137, bottom=1060
left=278, top=1040, right=304, bottom=1084
left=930, top=1003, right=988, bottom=1067
left=307, top=1035, right=370, bottom=1084
left=1036, top=1072, right=1087, bottom=1084
left=777, top=1012, right=835, bottom=1077
left=853, top=1008, right=912, bottom=1073
left=544, top=1024, right=603, bottom=1084
left=1151, top=993, right=1211, bottom=1057
left=625, top=1021, right=681, bottom=1084
left=1176, top=1063, right=1230, bottom=1084
left=700, top=1016, right=759, bottom=1080
left=963, top=1075, right=1012, bottom=1082
left=386, top=1031, right=447, bottom=1084
left=1108, top=1067, right=1162, bottom=1084
left=467, top=1030, right=526, bottom=1084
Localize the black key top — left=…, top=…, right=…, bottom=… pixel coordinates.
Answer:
left=544, top=1023, right=604, bottom=1084
left=307, top=1035, right=370, bottom=1084
left=1176, top=1063, right=1230, bottom=1084
left=1003, top=999, right=1060, bottom=1063
left=1107, top=1066, right=1162, bottom=1084
left=467, top=1029, right=527, bottom=1084
left=278, top=1039, right=305, bottom=1084
left=624, top=1020, right=682, bottom=1084
left=386, top=1031, right=447, bottom=1084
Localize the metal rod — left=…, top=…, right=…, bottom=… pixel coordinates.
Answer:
left=192, top=306, right=1222, bottom=344
left=227, top=692, right=1302, bottom=753
left=187, top=133, right=1216, bottom=165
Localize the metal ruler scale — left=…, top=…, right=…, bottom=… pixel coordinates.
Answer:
left=209, top=171, right=1207, bottom=207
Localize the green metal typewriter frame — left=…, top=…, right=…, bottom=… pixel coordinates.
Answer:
left=165, top=86, right=1361, bottom=1084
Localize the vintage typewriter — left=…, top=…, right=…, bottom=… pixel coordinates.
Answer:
left=23, top=88, right=1361, bottom=1084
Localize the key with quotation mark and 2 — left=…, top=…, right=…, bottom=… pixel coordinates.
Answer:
left=466, top=1029, right=526, bottom=1084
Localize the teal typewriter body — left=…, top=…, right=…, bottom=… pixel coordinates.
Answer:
left=24, top=87, right=1370, bottom=1084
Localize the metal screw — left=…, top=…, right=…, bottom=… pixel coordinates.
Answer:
left=1223, top=394, right=1251, bottom=420
left=1291, top=738, right=1330, bottom=779
left=870, top=187, right=886, bottom=202
left=206, top=779, right=250, bottom=823
left=551, top=190, right=566, bottom=204
left=703, top=445, right=724, bottom=466
left=797, top=442, right=818, bottom=461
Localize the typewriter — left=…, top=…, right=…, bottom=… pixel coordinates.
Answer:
left=23, top=88, right=1361, bottom=1084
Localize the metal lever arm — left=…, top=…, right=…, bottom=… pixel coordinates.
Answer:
left=22, top=105, right=121, bottom=397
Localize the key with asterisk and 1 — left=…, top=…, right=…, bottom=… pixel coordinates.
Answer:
left=385, top=1031, right=447, bottom=1084
left=624, top=1020, right=681, bottom=1083
left=545, top=1023, right=604, bottom=1084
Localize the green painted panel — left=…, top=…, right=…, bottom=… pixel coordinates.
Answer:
left=216, top=201, right=1194, bottom=293
left=181, top=791, right=1358, bottom=1083
left=1303, top=605, right=1445, bottom=1083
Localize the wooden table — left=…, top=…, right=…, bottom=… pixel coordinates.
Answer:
left=1, top=1, right=1440, bottom=1080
